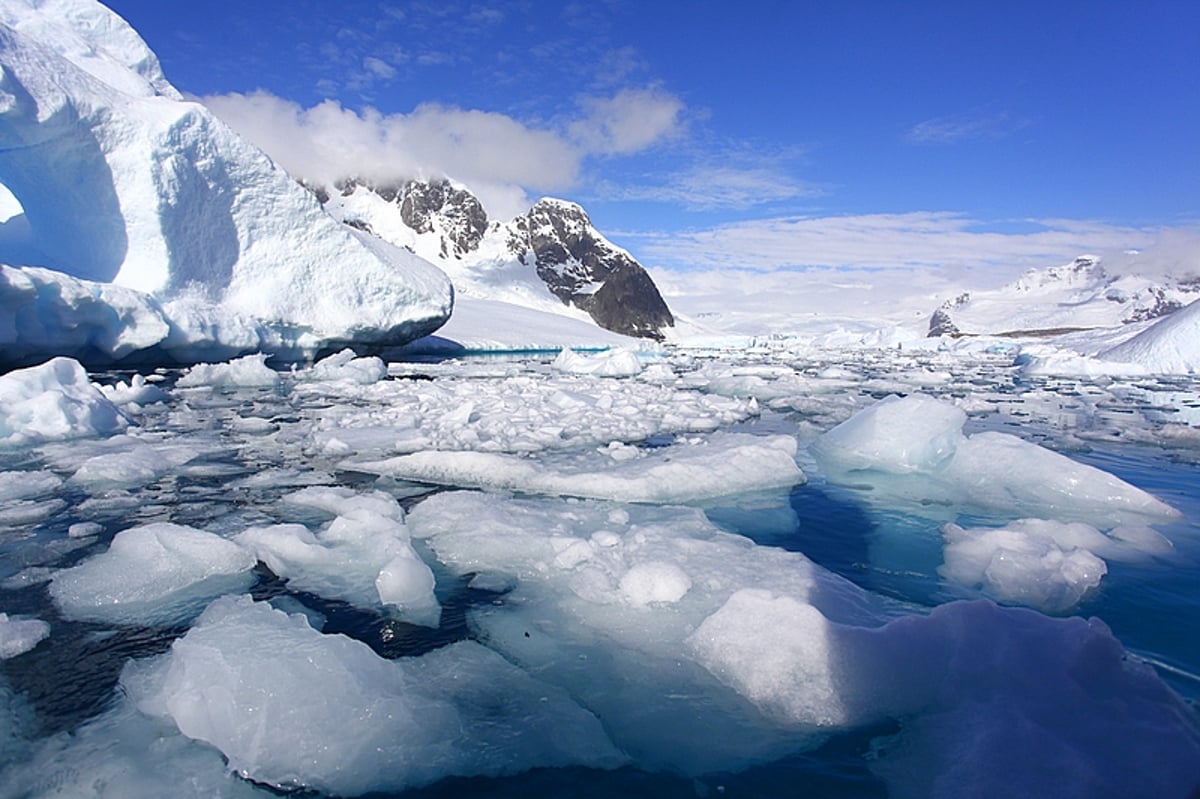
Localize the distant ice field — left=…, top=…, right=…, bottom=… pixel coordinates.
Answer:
left=1, top=346, right=1199, bottom=798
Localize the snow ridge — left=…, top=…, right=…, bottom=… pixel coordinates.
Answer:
left=322, top=178, right=674, bottom=340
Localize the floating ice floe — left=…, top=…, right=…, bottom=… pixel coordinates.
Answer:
left=550, top=347, right=644, bottom=377
left=123, top=595, right=624, bottom=796
left=0, top=685, right=272, bottom=799
left=407, top=490, right=887, bottom=774
left=0, top=613, right=49, bottom=659
left=292, top=348, right=387, bottom=385
left=302, top=367, right=758, bottom=458
left=175, top=352, right=281, bottom=389
left=0, top=357, right=130, bottom=447
left=67, top=436, right=208, bottom=491
left=349, top=432, right=805, bottom=504
left=234, top=487, right=439, bottom=627
left=939, top=517, right=1177, bottom=612
left=96, top=373, right=171, bottom=408
left=49, top=523, right=257, bottom=625
left=405, top=490, right=1200, bottom=793
left=809, top=393, right=1180, bottom=526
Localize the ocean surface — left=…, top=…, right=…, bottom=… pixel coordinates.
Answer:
left=1, top=348, right=1198, bottom=798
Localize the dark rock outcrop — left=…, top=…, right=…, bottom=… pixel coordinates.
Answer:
left=321, top=179, right=675, bottom=340
left=507, top=199, right=674, bottom=339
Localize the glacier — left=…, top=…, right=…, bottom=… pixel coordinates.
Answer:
left=0, top=0, right=452, bottom=367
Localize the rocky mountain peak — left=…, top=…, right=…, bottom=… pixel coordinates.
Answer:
left=507, top=197, right=674, bottom=340
left=331, top=177, right=487, bottom=259
left=316, top=180, right=675, bottom=340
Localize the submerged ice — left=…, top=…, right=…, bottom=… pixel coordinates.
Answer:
left=0, top=345, right=1197, bottom=798
left=124, top=595, right=623, bottom=796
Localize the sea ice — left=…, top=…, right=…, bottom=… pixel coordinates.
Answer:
left=940, top=520, right=1109, bottom=612
left=49, top=522, right=257, bottom=625
left=349, top=432, right=805, bottom=503
left=67, top=436, right=207, bottom=491
left=302, top=365, right=758, bottom=458
left=96, top=373, right=171, bottom=408
left=175, top=352, right=281, bottom=389
left=235, top=488, right=439, bottom=626
left=407, top=490, right=893, bottom=773
left=0, top=470, right=61, bottom=502
left=124, top=595, right=623, bottom=796
left=0, top=613, right=49, bottom=659
left=0, top=357, right=129, bottom=447
left=0, top=691, right=265, bottom=799
left=292, top=348, right=387, bottom=384
left=810, top=393, right=1180, bottom=526
left=551, top=347, right=644, bottom=377
left=405, top=488, right=1200, bottom=794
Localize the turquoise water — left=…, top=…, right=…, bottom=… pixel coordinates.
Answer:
left=1, top=355, right=1198, bottom=797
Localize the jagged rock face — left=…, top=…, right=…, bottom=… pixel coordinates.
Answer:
left=320, top=180, right=675, bottom=340
left=333, top=178, right=488, bottom=259
left=927, top=293, right=969, bottom=337
left=1123, top=287, right=1184, bottom=323
left=509, top=199, right=674, bottom=340
left=927, top=307, right=961, bottom=337
left=398, top=180, right=488, bottom=259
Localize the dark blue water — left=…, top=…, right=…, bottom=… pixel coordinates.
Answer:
left=1, top=359, right=1198, bottom=797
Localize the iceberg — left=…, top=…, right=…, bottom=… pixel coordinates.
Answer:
left=810, top=393, right=1180, bottom=527
left=49, top=522, right=257, bottom=625
left=0, top=356, right=129, bottom=447
left=0, top=0, right=451, bottom=366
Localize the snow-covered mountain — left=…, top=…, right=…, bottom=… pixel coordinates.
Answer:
left=320, top=178, right=675, bottom=341
left=928, top=256, right=1200, bottom=337
left=0, top=0, right=451, bottom=368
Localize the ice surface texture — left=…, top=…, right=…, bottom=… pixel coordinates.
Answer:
left=351, top=432, right=805, bottom=503
left=0, top=613, right=48, bottom=659
left=810, top=393, right=1180, bottom=526
left=124, top=595, right=623, bottom=795
left=0, top=357, right=129, bottom=447
left=49, top=522, right=257, bottom=625
left=0, top=0, right=451, bottom=366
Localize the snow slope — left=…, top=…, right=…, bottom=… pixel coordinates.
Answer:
left=0, top=0, right=452, bottom=366
left=928, top=256, right=1200, bottom=337
left=322, top=179, right=674, bottom=340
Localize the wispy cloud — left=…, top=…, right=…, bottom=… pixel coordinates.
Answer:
left=605, top=166, right=821, bottom=211
left=906, top=108, right=1027, bottom=144
left=631, top=212, right=1165, bottom=278
left=568, top=86, right=685, bottom=156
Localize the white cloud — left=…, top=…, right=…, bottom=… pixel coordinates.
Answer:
left=607, top=164, right=821, bottom=211
left=362, top=56, right=397, bottom=80
left=201, top=84, right=690, bottom=218
left=632, top=212, right=1166, bottom=280
left=907, top=109, right=1027, bottom=144
left=569, top=86, right=684, bottom=155
left=200, top=91, right=581, bottom=218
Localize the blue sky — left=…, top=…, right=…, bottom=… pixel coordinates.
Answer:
left=105, top=0, right=1199, bottom=278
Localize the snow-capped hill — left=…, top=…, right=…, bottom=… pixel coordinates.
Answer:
left=928, top=256, right=1200, bottom=337
left=322, top=180, right=675, bottom=340
left=511, top=198, right=674, bottom=340
left=1010, top=255, right=1106, bottom=294
left=0, top=0, right=452, bottom=366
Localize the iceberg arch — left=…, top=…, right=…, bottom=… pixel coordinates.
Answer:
left=0, top=25, right=129, bottom=282
left=0, top=0, right=452, bottom=364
